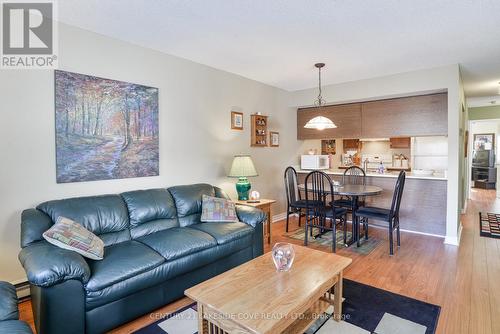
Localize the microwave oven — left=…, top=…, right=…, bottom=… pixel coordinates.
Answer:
left=301, top=155, right=330, bottom=170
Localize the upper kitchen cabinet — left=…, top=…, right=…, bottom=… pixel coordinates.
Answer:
left=390, top=137, right=411, bottom=149
left=297, top=103, right=362, bottom=139
left=361, top=93, right=447, bottom=137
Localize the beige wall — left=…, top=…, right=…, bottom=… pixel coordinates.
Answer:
left=469, top=105, right=500, bottom=120
left=0, top=23, right=311, bottom=282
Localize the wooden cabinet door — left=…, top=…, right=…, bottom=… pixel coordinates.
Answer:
left=297, top=103, right=361, bottom=140
left=343, top=139, right=360, bottom=151
left=390, top=137, right=411, bottom=149
left=361, top=93, right=447, bottom=138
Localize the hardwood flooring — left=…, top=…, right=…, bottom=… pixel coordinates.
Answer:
left=18, top=188, right=500, bottom=333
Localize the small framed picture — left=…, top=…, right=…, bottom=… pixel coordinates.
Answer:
left=231, top=111, right=243, bottom=130
left=270, top=131, right=279, bottom=147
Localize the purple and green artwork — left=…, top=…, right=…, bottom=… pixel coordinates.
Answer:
left=55, top=70, right=159, bottom=183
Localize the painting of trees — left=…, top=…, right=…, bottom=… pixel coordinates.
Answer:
left=55, top=70, right=159, bottom=183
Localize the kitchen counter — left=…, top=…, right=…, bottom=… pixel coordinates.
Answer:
left=295, top=168, right=447, bottom=181
left=295, top=166, right=447, bottom=236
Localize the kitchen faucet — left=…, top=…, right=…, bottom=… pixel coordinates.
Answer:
left=363, top=158, right=369, bottom=172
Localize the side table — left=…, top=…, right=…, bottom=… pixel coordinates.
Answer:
left=235, top=199, right=276, bottom=244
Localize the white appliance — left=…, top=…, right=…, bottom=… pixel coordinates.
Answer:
left=361, top=154, right=393, bottom=170
left=301, top=155, right=329, bottom=170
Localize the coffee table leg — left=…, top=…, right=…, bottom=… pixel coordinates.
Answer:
left=333, top=272, right=343, bottom=322
left=197, top=302, right=208, bottom=334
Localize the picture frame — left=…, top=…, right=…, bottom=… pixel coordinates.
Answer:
left=474, top=133, right=495, bottom=151
left=270, top=131, right=279, bottom=147
left=231, top=111, right=243, bottom=130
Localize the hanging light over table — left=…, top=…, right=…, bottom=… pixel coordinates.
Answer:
left=304, top=63, right=337, bottom=130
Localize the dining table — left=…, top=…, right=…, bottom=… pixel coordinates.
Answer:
left=298, top=183, right=383, bottom=246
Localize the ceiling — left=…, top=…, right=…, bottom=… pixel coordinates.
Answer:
left=58, top=0, right=500, bottom=99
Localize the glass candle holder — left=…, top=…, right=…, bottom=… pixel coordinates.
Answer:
left=272, top=243, right=295, bottom=272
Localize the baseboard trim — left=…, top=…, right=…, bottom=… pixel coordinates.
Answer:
left=272, top=212, right=287, bottom=223
left=365, top=223, right=445, bottom=239
left=13, top=280, right=30, bottom=300
left=444, top=223, right=463, bottom=246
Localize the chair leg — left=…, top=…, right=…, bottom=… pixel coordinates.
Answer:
left=343, top=214, right=347, bottom=245
left=396, top=218, right=401, bottom=247
left=389, top=227, right=394, bottom=255
left=364, top=220, right=369, bottom=240
left=356, top=216, right=361, bottom=247
left=304, top=217, right=309, bottom=246
left=298, top=210, right=302, bottom=227
left=332, top=222, right=337, bottom=253
left=286, top=209, right=290, bottom=232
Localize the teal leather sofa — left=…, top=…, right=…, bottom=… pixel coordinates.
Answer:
left=18, top=184, right=265, bottom=334
left=0, top=282, right=32, bottom=333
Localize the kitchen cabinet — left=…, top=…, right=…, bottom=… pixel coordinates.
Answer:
left=343, top=139, right=360, bottom=151
left=390, top=137, right=411, bottom=149
left=361, top=93, right=447, bottom=137
left=297, top=103, right=361, bottom=139
left=297, top=93, right=447, bottom=140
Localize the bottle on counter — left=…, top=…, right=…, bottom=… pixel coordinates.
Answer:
left=378, top=161, right=385, bottom=174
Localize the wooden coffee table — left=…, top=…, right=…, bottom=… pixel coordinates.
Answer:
left=185, top=245, right=352, bottom=334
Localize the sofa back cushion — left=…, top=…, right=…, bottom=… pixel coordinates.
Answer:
left=168, top=184, right=215, bottom=227
left=37, top=194, right=130, bottom=246
left=121, top=188, right=179, bottom=239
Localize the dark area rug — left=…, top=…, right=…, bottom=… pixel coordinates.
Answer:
left=479, top=212, right=500, bottom=238
left=135, top=279, right=440, bottom=334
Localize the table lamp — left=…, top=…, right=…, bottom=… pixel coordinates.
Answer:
left=228, top=155, right=258, bottom=200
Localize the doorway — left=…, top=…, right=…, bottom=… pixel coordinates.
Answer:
left=468, top=119, right=500, bottom=199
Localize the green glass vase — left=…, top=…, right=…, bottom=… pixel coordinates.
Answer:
left=235, top=177, right=251, bottom=200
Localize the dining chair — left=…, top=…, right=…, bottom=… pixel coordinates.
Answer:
left=354, top=171, right=406, bottom=255
left=332, top=166, right=366, bottom=209
left=304, top=171, right=348, bottom=253
left=284, top=166, right=309, bottom=232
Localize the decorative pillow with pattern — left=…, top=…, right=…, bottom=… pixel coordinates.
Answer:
left=201, top=194, right=238, bottom=223
left=43, top=216, right=104, bottom=260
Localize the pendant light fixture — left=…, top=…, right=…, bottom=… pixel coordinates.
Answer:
left=304, top=63, right=337, bottom=130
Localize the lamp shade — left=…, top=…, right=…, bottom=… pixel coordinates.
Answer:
left=304, top=116, right=337, bottom=130
left=228, top=155, right=258, bottom=177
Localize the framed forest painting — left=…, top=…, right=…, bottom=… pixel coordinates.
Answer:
left=55, top=70, right=159, bottom=183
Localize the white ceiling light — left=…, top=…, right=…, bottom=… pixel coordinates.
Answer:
left=304, top=63, right=337, bottom=131
left=304, top=116, right=337, bottom=130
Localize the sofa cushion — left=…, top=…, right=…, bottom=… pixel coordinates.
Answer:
left=43, top=216, right=104, bottom=260
left=137, top=227, right=217, bottom=261
left=86, top=240, right=164, bottom=292
left=168, top=184, right=215, bottom=226
left=85, top=236, right=253, bottom=310
left=37, top=194, right=130, bottom=246
left=121, top=189, right=179, bottom=239
left=0, top=320, right=33, bottom=334
left=190, top=222, right=253, bottom=245
left=201, top=195, right=238, bottom=223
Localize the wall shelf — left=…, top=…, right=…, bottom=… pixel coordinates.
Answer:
left=251, top=114, right=268, bottom=146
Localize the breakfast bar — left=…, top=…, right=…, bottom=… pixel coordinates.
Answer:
left=296, top=169, right=447, bottom=236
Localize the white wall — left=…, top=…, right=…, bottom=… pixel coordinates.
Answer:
left=411, top=136, right=448, bottom=171
left=289, top=64, right=463, bottom=244
left=0, top=24, right=310, bottom=283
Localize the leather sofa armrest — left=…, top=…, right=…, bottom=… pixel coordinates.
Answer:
left=0, top=282, right=19, bottom=321
left=235, top=206, right=266, bottom=228
left=18, top=241, right=91, bottom=288
left=21, top=209, right=53, bottom=248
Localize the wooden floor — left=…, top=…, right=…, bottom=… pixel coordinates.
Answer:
left=19, top=188, right=500, bottom=333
